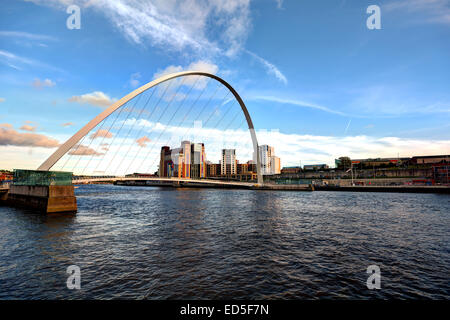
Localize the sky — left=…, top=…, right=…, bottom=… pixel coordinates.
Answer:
left=0, top=0, right=449, bottom=173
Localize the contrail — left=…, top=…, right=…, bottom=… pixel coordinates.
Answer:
left=344, top=118, right=352, bottom=134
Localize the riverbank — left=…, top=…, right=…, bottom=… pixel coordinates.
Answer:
left=113, top=180, right=314, bottom=191
left=314, top=185, right=450, bottom=194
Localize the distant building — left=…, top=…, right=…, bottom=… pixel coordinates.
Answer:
left=0, top=171, right=13, bottom=182
left=125, top=173, right=157, bottom=178
left=258, top=145, right=281, bottom=175
left=237, top=161, right=258, bottom=174
left=206, top=162, right=220, bottom=177
left=244, top=160, right=257, bottom=173
left=259, top=145, right=273, bottom=175
left=190, top=143, right=206, bottom=179
left=281, top=166, right=302, bottom=174
left=221, top=149, right=237, bottom=175
left=159, top=141, right=206, bottom=179
left=180, top=141, right=191, bottom=179
left=304, top=164, right=329, bottom=171
left=159, top=146, right=173, bottom=177
left=350, top=158, right=405, bottom=168
left=411, top=155, right=450, bottom=165
left=271, top=156, right=281, bottom=174
left=432, top=164, right=449, bottom=184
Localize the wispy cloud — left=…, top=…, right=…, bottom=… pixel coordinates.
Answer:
left=68, top=144, right=104, bottom=156
left=153, top=60, right=219, bottom=90
left=275, top=0, right=284, bottom=9
left=128, top=72, right=141, bottom=88
left=24, top=0, right=285, bottom=83
left=344, top=119, right=351, bottom=134
left=68, top=91, right=116, bottom=108
left=348, top=85, right=450, bottom=116
left=250, top=95, right=353, bottom=117
left=32, top=78, right=55, bottom=89
left=90, top=129, right=113, bottom=140
left=30, top=0, right=250, bottom=56
left=20, top=121, right=38, bottom=132
left=0, top=98, right=5, bottom=103
left=0, top=124, right=59, bottom=148
left=118, top=118, right=450, bottom=170
left=0, top=30, right=57, bottom=41
left=0, top=49, right=63, bottom=72
left=384, top=0, right=450, bottom=25
left=136, top=136, right=151, bottom=147
left=246, top=50, right=288, bottom=84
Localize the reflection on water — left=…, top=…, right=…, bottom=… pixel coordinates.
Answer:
left=0, top=185, right=449, bottom=299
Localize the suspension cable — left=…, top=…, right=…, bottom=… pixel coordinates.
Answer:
left=114, top=76, right=196, bottom=176
left=124, top=76, right=209, bottom=175
left=100, top=92, right=143, bottom=175
left=146, top=84, right=231, bottom=173
left=134, top=77, right=188, bottom=172
left=111, top=86, right=158, bottom=176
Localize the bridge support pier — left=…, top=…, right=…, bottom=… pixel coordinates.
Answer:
left=1, top=169, right=78, bottom=214
left=6, top=185, right=77, bottom=213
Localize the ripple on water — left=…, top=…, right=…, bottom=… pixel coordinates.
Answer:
left=0, top=185, right=449, bottom=299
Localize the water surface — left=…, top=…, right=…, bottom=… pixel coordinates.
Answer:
left=0, top=185, right=449, bottom=299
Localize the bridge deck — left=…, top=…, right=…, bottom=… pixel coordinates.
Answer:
left=73, top=177, right=255, bottom=187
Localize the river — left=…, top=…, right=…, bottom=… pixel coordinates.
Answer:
left=0, top=184, right=448, bottom=299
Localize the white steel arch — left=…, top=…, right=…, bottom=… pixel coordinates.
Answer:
left=38, top=71, right=263, bottom=185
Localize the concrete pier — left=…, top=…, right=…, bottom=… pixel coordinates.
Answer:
left=5, top=185, right=77, bottom=213
left=0, top=169, right=77, bottom=214
left=0, top=188, right=8, bottom=201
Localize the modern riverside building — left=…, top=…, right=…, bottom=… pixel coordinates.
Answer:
left=159, top=146, right=173, bottom=177
left=159, top=141, right=206, bottom=179
left=221, top=149, right=237, bottom=175
left=259, top=145, right=281, bottom=175
left=206, top=162, right=221, bottom=177
left=181, top=141, right=191, bottom=179
left=271, top=156, right=281, bottom=174
left=190, top=143, right=206, bottom=179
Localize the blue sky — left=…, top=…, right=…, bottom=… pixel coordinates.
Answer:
left=1, top=0, right=449, bottom=172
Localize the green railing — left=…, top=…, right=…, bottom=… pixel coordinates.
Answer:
left=13, top=169, right=73, bottom=186
left=273, top=178, right=312, bottom=185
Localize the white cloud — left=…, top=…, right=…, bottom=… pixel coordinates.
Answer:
left=25, top=0, right=288, bottom=83
left=31, top=0, right=250, bottom=56
left=32, top=78, right=55, bottom=88
left=154, top=60, right=219, bottom=78
left=246, top=50, right=288, bottom=84
left=128, top=72, right=141, bottom=88
left=0, top=98, right=5, bottom=103
left=153, top=60, right=219, bottom=91
left=136, top=136, right=151, bottom=147
left=117, top=118, right=450, bottom=172
left=0, top=125, right=59, bottom=148
left=68, top=91, right=116, bottom=108
left=275, top=0, right=283, bottom=9
left=68, top=144, right=104, bottom=156
left=151, top=60, right=219, bottom=103
left=253, top=88, right=450, bottom=118
left=20, top=124, right=37, bottom=132
left=90, top=129, right=114, bottom=139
